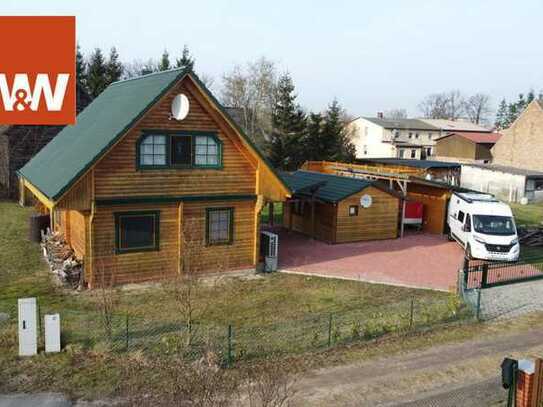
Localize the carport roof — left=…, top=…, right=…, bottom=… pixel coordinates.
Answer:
left=280, top=170, right=374, bottom=203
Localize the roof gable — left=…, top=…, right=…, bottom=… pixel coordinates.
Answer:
left=19, top=68, right=290, bottom=201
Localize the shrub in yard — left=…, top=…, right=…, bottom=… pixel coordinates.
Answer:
left=363, top=319, right=383, bottom=339
left=350, top=321, right=362, bottom=340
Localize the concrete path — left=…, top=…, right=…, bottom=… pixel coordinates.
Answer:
left=0, top=394, right=70, bottom=407
left=279, top=231, right=464, bottom=291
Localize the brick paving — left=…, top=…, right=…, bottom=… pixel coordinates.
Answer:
left=278, top=231, right=464, bottom=291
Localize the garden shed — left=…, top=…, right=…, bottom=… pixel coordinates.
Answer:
left=281, top=170, right=401, bottom=243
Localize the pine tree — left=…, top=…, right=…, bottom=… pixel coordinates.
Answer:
left=268, top=72, right=307, bottom=170
left=76, top=44, right=86, bottom=89
left=86, top=48, right=108, bottom=98
left=506, top=103, right=519, bottom=127
left=105, top=47, right=123, bottom=85
left=495, top=99, right=508, bottom=129
left=158, top=49, right=171, bottom=71
left=176, top=44, right=195, bottom=70
left=304, top=112, right=324, bottom=161
left=322, top=99, right=355, bottom=162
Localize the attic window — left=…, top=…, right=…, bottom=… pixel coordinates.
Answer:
left=138, top=132, right=222, bottom=169
left=140, top=135, right=166, bottom=166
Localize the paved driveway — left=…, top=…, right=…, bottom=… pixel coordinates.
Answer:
left=278, top=231, right=464, bottom=291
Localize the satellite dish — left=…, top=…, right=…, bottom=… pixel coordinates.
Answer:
left=360, top=194, right=373, bottom=208
left=171, top=93, right=190, bottom=120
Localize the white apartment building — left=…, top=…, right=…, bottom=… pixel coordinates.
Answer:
left=348, top=115, right=491, bottom=160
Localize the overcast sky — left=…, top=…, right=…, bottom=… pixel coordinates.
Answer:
left=2, top=0, right=542, bottom=117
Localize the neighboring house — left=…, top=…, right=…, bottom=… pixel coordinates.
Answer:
left=433, top=132, right=502, bottom=163
left=0, top=90, right=91, bottom=199
left=461, top=164, right=543, bottom=203
left=348, top=117, right=438, bottom=160
left=281, top=170, right=400, bottom=243
left=18, top=68, right=291, bottom=287
left=348, top=116, right=491, bottom=161
left=492, top=100, right=543, bottom=172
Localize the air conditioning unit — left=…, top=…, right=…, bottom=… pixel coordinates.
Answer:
left=260, top=231, right=279, bottom=272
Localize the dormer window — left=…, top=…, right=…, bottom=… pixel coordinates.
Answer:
left=138, top=131, right=222, bottom=169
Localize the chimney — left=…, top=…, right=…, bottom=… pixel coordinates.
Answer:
left=377, top=112, right=384, bottom=119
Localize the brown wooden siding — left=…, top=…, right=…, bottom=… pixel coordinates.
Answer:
left=335, top=187, right=399, bottom=243
left=69, top=210, right=87, bottom=260
left=406, top=184, right=450, bottom=234
left=93, top=79, right=256, bottom=199
left=182, top=200, right=255, bottom=272
left=57, top=172, right=93, bottom=211
left=91, top=203, right=179, bottom=286
left=284, top=187, right=399, bottom=244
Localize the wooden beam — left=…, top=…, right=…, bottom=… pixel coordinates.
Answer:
left=268, top=202, right=274, bottom=227
left=22, top=178, right=55, bottom=209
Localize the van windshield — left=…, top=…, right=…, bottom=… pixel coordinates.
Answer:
left=473, top=215, right=516, bottom=236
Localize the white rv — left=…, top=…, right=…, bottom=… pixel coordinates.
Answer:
left=447, top=192, right=520, bottom=261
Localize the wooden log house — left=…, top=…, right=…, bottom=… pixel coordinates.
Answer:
left=281, top=170, right=401, bottom=243
left=18, top=68, right=291, bottom=286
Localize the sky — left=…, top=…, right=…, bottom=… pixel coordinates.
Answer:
left=2, top=0, right=542, bottom=118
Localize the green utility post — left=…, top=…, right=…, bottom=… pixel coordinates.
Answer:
left=409, top=298, right=415, bottom=330
left=125, top=314, right=129, bottom=351
left=476, top=289, right=482, bottom=321
left=227, top=324, right=233, bottom=366
left=327, top=314, right=333, bottom=347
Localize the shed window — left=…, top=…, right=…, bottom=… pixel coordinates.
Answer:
left=115, top=211, right=160, bottom=253
left=195, top=135, right=220, bottom=166
left=349, top=205, right=359, bottom=216
left=140, top=135, right=166, bottom=166
left=206, top=208, right=233, bottom=245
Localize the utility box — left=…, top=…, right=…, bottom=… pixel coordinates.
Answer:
left=18, top=297, right=37, bottom=356
left=260, top=231, right=279, bottom=272
left=44, top=314, right=61, bottom=353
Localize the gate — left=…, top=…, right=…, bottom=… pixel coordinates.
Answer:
left=463, top=256, right=543, bottom=289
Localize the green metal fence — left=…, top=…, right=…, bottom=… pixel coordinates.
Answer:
left=0, top=295, right=472, bottom=364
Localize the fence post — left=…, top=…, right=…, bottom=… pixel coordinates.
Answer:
left=37, top=298, right=42, bottom=347
left=125, top=313, right=129, bottom=351
left=409, top=298, right=415, bottom=330
left=476, top=289, right=482, bottom=321
left=481, top=264, right=489, bottom=289
left=327, top=314, right=333, bottom=347
left=227, top=324, right=233, bottom=366
left=463, top=258, right=470, bottom=287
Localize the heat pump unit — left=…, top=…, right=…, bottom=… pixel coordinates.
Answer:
left=260, top=231, right=279, bottom=272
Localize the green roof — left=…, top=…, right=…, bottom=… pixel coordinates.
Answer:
left=18, top=67, right=291, bottom=201
left=19, top=68, right=190, bottom=200
left=280, top=170, right=374, bottom=203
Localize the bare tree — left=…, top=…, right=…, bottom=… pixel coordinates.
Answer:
left=463, top=93, right=492, bottom=124
left=384, top=109, right=408, bottom=119
left=221, top=57, right=278, bottom=149
left=418, top=90, right=465, bottom=120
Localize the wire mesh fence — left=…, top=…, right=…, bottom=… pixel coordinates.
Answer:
left=0, top=294, right=472, bottom=364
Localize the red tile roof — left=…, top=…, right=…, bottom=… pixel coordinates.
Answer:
left=440, top=131, right=502, bottom=144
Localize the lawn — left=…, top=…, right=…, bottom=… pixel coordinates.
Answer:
left=511, top=202, right=543, bottom=226
left=0, top=200, right=469, bottom=400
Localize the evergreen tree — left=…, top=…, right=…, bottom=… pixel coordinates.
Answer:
left=176, top=44, right=195, bottom=70
left=304, top=112, right=324, bottom=161
left=322, top=99, right=355, bottom=162
left=105, top=47, right=123, bottom=85
left=158, top=49, right=171, bottom=71
left=86, top=48, right=108, bottom=98
left=269, top=72, right=307, bottom=170
left=506, top=103, right=519, bottom=127
left=495, top=99, right=508, bottom=129
left=75, top=43, right=86, bottom=90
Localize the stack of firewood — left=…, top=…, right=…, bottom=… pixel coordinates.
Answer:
left=41, top=232, right=83, bottom=289
left=518, top=227, right=543, bottom=247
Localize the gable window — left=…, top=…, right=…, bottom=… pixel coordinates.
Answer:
left=138, top=132, right=222, bottom=169
left=115, top=211, right=160, bottom=254
left=206, top=207, right=233, bottom=245
left=349, top=205, right=359, bottom=216
left=140, top=135, right=167, bottom=166
left=195, top=135, right=220, bottom=166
